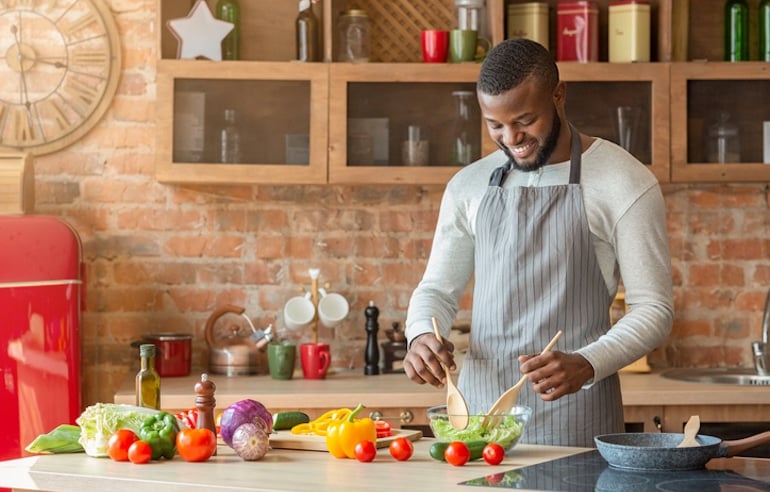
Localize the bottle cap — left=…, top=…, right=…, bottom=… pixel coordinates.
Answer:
left=139, top=344, right=156, bottom=357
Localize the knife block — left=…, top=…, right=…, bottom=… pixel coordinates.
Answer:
left=0, top=153, right=34, bottom=214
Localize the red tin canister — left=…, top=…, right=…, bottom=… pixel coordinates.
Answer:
left=557, top=0, right=599, bottom=62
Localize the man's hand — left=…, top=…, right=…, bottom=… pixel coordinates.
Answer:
left=404, top=332, right=456, bottom=388
left=517, top=351, right=595, bottom=401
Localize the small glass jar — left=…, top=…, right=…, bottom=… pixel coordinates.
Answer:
left=337, top=9, right=371, bottom=62
left=707, top=112, right=741, bottom=163
left=402, top=125, right=430, bottom=166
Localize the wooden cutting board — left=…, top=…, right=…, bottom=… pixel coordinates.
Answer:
left=269, top=428, right=422, bottom=452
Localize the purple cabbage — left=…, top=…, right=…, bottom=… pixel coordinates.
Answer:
left=219, top=399, right=273, bottom=447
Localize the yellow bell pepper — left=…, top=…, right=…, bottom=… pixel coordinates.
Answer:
left=325, top=403, right=376, bottom=459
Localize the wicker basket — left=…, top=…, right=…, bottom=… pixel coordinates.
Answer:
left=346, top=0, right=456, bottom=62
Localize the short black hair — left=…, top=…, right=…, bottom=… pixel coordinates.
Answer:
left=478, top=39, right=559, bottom=96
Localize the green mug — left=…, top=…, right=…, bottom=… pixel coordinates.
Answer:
left=267, top=342, right=296, bottom=380
left=449, top=29, right=491, bottom=63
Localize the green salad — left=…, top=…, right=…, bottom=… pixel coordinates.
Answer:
left=431, top=414, right=525, bottom=450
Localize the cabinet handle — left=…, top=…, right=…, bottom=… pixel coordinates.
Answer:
left=367, top=410, right=414, bottom=424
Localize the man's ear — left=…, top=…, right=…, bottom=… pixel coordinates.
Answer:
left=553, top=81, right=566, bottom=107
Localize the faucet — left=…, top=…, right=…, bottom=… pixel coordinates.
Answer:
left=751, top=288, right=770, bottom=376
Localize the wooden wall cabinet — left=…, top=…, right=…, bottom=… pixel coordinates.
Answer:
left=154, top=0, right=767, bottom=186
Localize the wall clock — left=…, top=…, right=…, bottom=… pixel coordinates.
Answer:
left=0, top=0, right=121, bottom=155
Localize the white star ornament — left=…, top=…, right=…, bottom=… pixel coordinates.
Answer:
left=167, top=0, right=234, bottom=61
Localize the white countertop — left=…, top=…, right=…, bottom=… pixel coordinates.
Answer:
left=0, top=440, right=590, bottom=492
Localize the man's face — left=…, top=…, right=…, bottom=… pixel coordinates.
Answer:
left=478, top=77, right=566, bottom=172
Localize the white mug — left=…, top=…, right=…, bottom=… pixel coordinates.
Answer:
left=317, top=292, right=349, bottom=328
left=283, top=295, right=316, bottom=330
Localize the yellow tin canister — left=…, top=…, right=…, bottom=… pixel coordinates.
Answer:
left=609, top=0, right=651, bottom=62
left=507, top=2, right=549, bottom=50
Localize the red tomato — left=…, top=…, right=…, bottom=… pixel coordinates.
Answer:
left=107, top=429, right=139, bottom=462
left=375, top=420, right=392, bottom=438
left=482, top=443, right=505, bottom=465
left=128, top=440, right=153, bottom=464
left=354, top=440, right=377, bottom=462
left=176, top=428, right=217, bottom=462
left=444, top=441, right=470, bottom=466
left=388, top=437, right=413, bottom=461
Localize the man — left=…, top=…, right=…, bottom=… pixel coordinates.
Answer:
left=404, top=39, right=673, bottom=447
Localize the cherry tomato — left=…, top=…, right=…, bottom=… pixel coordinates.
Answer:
left=176, top=428, right=217, bottom=462
left=482, top=443, right=505, bottom=465
left=444, top=441, right=470, bottom=466
left=107, top=429, right=139, bottom=462
left=375, top=420, right=392, bottom=438
left=388, top=437, right=413, bottom=461
left=354, top=440, right=377, bottom=462
left=128, top=440, right=153, bottom=464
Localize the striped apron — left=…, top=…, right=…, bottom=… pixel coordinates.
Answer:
left=458, top=124, right=624, bottom=447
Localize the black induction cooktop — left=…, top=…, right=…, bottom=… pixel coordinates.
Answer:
left=460, top=450, right=770, bottom=491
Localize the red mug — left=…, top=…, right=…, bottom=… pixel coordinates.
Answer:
left=421, top=29, right=449, bottom=63
left=135, top=333, right=192, bottom=377
left=300, top=342, right=331, bottom=379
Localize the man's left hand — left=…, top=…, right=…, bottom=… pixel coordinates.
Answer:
left=517, top=351, right=594, bottom=401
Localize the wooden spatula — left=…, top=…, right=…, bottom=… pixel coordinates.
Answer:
left=483, top=330, right=563, bottom=429
left=677, top=415, right=700, bottom=448
left=432, top=317, right=469, bottom=430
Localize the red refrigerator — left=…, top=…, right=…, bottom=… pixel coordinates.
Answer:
left=0, top=215, right=83, bottom=461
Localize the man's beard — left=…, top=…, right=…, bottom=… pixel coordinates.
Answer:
left=499, top=107, right=562, bottom=173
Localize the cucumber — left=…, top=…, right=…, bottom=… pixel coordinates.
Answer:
left=429, top=440, right=488, bottom=462
left=272, top=411, right=310, bottom=430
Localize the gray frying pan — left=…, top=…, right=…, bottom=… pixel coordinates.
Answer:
left=594, top=431, right=770, bottom=471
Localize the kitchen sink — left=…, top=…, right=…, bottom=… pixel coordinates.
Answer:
left=662, top=367, right=770, bottom=386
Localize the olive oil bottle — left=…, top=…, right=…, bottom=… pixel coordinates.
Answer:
left=136, top=344, right=161, bottom=409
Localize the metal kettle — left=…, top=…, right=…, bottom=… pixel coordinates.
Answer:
left=204, top=304, right=272, bottom=376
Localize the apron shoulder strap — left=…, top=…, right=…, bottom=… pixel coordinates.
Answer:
left=488, top=161, right=512, bottom=187
left=568, top=123, right=582, bottom=185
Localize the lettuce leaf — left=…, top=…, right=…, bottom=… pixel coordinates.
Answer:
left=75, top=403, right=162, bottom=457
left=432, top=414, right=525, bottom=450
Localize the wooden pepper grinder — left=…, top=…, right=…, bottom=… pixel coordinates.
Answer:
left=195, top=373, right=217, bottom=454
left=364, top=300, right=380, bottom=375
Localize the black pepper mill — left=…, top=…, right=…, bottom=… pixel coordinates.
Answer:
left=195, top=373, right=217, bottom=455
left=364, top=300, right=380, bottom=375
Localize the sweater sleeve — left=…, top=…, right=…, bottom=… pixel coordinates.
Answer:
left=405, top=178, right=476, bottom=345
left=576, top=183, right=674, bottom=383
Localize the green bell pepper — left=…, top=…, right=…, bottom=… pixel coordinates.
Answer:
left=139, top=411, right=179, bottom=460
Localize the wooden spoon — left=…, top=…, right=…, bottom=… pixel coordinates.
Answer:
left=432, top=317, right=469, bottom=430
left=483, top=330, right=563, bottom=429
left=677, top=415, right=700, bottom=448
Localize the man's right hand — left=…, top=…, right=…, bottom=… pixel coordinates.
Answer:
left=403, top=332, right=456, bottom=387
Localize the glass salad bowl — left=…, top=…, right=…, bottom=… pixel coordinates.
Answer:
left=426, top=404, right=532, bottom=454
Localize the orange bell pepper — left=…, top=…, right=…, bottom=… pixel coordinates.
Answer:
left=325, top=403, right=376, bottom=459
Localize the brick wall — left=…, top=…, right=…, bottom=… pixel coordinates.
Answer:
left=31, top=2, right=770, bottom=407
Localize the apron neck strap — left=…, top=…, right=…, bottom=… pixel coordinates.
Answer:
left=568, top=123, right=582, bottom=185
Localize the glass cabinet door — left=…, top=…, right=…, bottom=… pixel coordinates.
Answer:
left=559, top=62, right=670, bottom=183
left=328, top=63, right=493, bottom=184
left=671, top=62, right=770, bottom=183
left=155, top=61, right=328, bottom=185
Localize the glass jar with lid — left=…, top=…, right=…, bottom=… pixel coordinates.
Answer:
left=337, top=9, right=371, bottom=62
left=456, top=0, right=485, bottom=32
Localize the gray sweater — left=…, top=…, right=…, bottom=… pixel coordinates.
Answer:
left=406, top=138, right=674, bottom=385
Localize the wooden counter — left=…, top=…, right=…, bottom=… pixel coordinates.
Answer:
left=0, top=440, right=590, bottom=492
left=114, top=370, right=770, bottom=431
